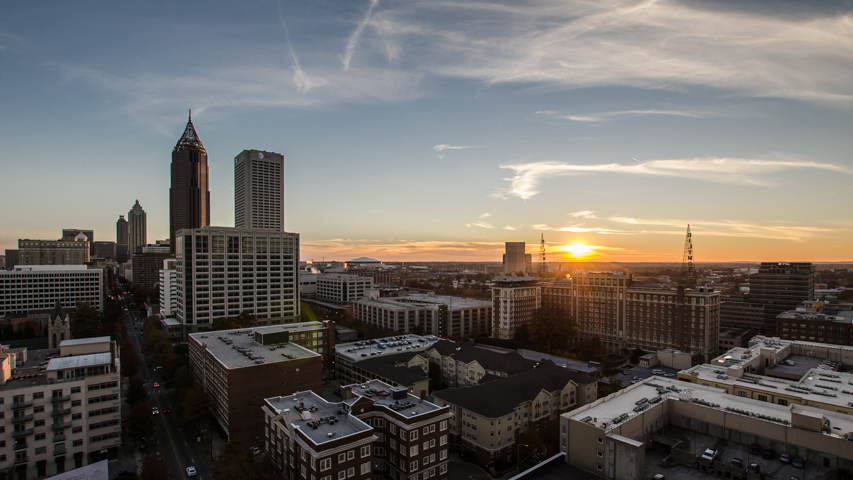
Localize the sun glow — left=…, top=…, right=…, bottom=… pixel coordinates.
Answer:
left=560, top=242, right=596, bottom=258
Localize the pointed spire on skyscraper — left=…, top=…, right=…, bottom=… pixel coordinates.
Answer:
left=174, top=109, right=206, bottom=153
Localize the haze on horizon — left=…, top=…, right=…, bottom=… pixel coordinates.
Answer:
left=1, top=1, right=851, bottom=264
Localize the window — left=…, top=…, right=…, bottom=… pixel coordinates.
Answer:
left=410, top=430, right=418, bottom=441
left=35, top=447, right=46, bottom=454
left=390, top=424, right=397, bottom=434
left=33, top=392, right=44, bottom=399
left=440, top=420, right=447, bottom=431
left=72, top=427, right=82, bottom=434
left=410, top=460, right=418, bottom=471
left=347, top=450, right=355, bottom=460
left=347, top=467, right=354, bottom=477
left=338, top=453, right=346, bottom=463
left=429, top=424, right=435, bottom=433
left=410, top=446, right=418, bottom=456
left=71, top=400, right=81, bottom=407
left=320, top=458, right=331, bottom=471
left=440, top=435, right=447, bottom=446
left=429, top=439, right=435, bottom=448
left=597, top=451, right=603, bottom=458
left=34, top=420, right=45, bottom=427
left=73, top=439, right=83, bottom=447
left=361, top=462, right=370, bottom=474
left=338, top=471, right=346, bottom=480
left=70, top=387, right=81, bottom=394
left=423, top=426, right=429, bottom=435
left=440, top=450, right=447, bottom=460
left=439, top=464, right=447, bottom=474
left=360, top=445, right=370, bottom=457
left=34, top=406, right=44, bottom=413
left=597, top=437, right=603, bottom=444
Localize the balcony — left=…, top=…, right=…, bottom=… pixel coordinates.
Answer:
left=51, top=422, right=69, bottom=431
left=14, top=456, right=28, bottom=465
left=51, top=408, right=71, bottom=417
left=52, top=434, right=66, bottom=442
left=11, top=414, right=34, bottom=423
left=53, top=445, right=67, bottom=456
left=12, top=429, right=33, bottom=438
left=13, top=442, right=28, bottom=451
left=51, top=395, right=72, bottom=403
left=12, top=400, right=34, bottom=408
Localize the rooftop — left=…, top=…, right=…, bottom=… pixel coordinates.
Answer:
left=190, top=328, right=319, bottom=369
left=47, top=352, right=112, bottom=371
left=265, top=391, right=372, bottom=447
left=59, top=336, right=111, bottom=347
left=335, top=334, right=440, bottom=363
left=357, top=293, right=491, bottom=310
left=345, top=379, right=447, bottom=420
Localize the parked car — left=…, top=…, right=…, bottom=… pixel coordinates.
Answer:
left=653, top=475, right=665, bottom=480
left=701, top=448, right=717, bottom=461
left=792, top=457, right=805, bottom=469
left=762, top=449, right=774, bottom=459
left=731, top=458, right=743, bottom=469
left=748, top=463, right=761, bottom=474
left=780, top=452, right=791, bottom=463
left=186, top=466, right=197, bottom=477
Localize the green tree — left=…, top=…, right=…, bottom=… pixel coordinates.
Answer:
left=126, top=377, right=148, bottom=407
left=528, top=307, right=573, bottom=353
left=128, top=403, right=156, bottom=442
left=70, top=302, right=101, bottom=338
left=513, top=323, right=530, bottom=345
left=138, top=454, right=171, bottom=480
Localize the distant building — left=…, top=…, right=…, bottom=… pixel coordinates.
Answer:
left=176, top=227, right=300, bottom=334
left=187, top=327, right=322, bottom=444
left=127, top=200, right=147, bottom=256
left=18, top=238, right=89, bottom=266
left=502, top=242, right=526, bottom=275
left=170, top=111, right=210, bottom=253
left=234, top=149, right=285, bottom=231
left=748, top=262, right=815, bottom=333
left=90, top=241, right=116, bottom=260
left=0, top=265, right=104, bottom=317
left=115, top=215, right=128, bottom=263
left=0, top=337, right=121, bottom=478
left=60, top=229, right=95, bottom=256
left=491, top=276, right=540, bottom=340
left=131, top=244, right=171, bottom=291
left=425, top=340, right=536, bottom=388
left=298, top=272, right=318, bottom=299
left=316, top=274, right=375, bottom=304
left=353, top=294, right=492, bottom=338
left=720, top=296, right=765, bottom=330
left=776, top=308, right=853, bottom=346
left=159, top=258, right=177, bottom=316
left=334, top=334, right=441, bottom=389
left=263, top=379, right=451, bottom=480
left=718, top=325, right=760, bottom=354
left=569, top=272, right=630, bottom=352
left=3, top=250, right=18, bottom=270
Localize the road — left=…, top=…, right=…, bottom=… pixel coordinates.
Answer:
left=122, top=295, right=212, bottom=479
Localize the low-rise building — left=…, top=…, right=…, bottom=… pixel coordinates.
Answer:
left=353, top=294, right=492, bottom=338
left=434, top=360, right=598, bottom=470
left=425, top=340, right=535, bottom=388
left=0, top=337, right=121, bottom=479
left=187, top=327, right=322, bottom=444
left=316, top=274, right=376, bottom=304
left=334, top=335, right=440, bottom=392
left=263, top=379, right=451, bottom=480
left=0, top=266, right=104, bottom=318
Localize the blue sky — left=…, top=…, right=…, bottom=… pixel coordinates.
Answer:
left=1, top=0, right=851, bottom=263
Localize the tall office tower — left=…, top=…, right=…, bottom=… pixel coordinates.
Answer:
left=116, top=215, right=129, bottom=263
left=748, top=262, right=816, bottom=334
left=503, top=241, right=526, bottom=275
left=175, top=227, right=300, bottom=336
left=234, top=150, right=285, bottom=231
left=170, top=111, right=210, bottom=253
left=127, top=199, right=147, bottom=256
left=491, top=275, right=540, bottom=340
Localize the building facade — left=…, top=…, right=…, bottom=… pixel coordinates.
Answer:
left=502, top=242, right=526, bottom=275
left=17, top=240, right=88, bottom=267
left=159, top=258, right=177, bottom=317
left=353, top=294, right=492, bottom=338
left=60, top=230, right=95, bottom=256
left=0, top=266, right=103, bottom=318
left=169, top=111, right=210, bottom=252
left=748, top=262, right=815, bottom=333
left=90, top=242, right=116, bottom=260
left=0, top=337, right=121, bottom=479
left=176, top=227, right=300, bottom=334
left=491, top=276, right=540, bottom=340
left=187, top=327, right=322, bottom=444
left=127, top=200, right=147, bottom=257
left=115, top=216, right=128, bottom=264
left=316, top=274, right=375, bottom=304
left=234, top=150, right=285, bottom=231
left=131, top=245, right=171, bottom=290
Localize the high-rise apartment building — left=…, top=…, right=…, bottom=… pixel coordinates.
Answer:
left=569, top=272, right=630, bottom=352
left=315, top=274, right=375, bottom=304
left=159, top=258, right=177, bottom=317
left=502, top=242, right=526, bottom=275
left=115, top=215, right=128, bottom=263
left=748, top=262, right=815, bottom=333
left=491, top=276, right=540, bottom=340
left=234, top=150, right=285, bottom=231
left=175, top=227, right=299, bottom=335
left=127, top=200, right=147, bottom=256
left=169, top=111, right=210, bottom=252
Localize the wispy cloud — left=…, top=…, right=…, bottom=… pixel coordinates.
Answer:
left=499, top=158, right=851, bottom=200
left=341, top=0, right=380, bottom=71
left=433, top=144, right=476, bottom=159
left=301, top=238, right=507, bottom=261
left=536, top=109, right=716, bottom=124
left=532, top=223, right=622, bottom=234
left=502, top=226, right=516, bottom=230
left=465, top=221, right=494, bottom=229
left=478, top=213, right=490, bottom=219
left=569, top=211, right=596, bottom=218
left=607, top=216, right=839, bottom=242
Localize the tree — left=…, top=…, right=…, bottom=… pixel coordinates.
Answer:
left=138, top=454, right=171, bottom=480
left=513, top=323, right=530, bottom=345
left=132, top=286, right=151, bottom=306
left=528, top=307, right=573, bottom=353
left=128, top=403, right=156, bottom=442
left=70, top=302, right=102, bottom=338
left=577, top=336, right=608, bottom=362
left=126, top=377, right=148, bottom=407
left=213, top=442, right=278, bottom=480
left=630, top=348, right=645, bottom=365
left=121, top=340, right=139, bottom=378
left=179, top=385, right=210, bottom=426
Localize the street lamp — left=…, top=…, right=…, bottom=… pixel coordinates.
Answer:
left=517, top=443, right=530, bottom=470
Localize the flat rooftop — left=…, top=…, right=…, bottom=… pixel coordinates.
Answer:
left=345, top=379, right=446, bottom=420
left=60, top=336, right=111, bottom=347
left=0, top=348, right=57, bottom=390
left=358, top=294, right=492, bottom=310
left=567, top=376, right=853, bottom=437
left=265, top=391, right=372, bottom=447
left=335, top=334, right=440, bottom=363
left=518, top=349, right=600, bottom=375
left=47, top=352, right=112, bottom=371
left=191, top=328, right=319, bottom=369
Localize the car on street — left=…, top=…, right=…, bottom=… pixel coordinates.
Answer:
left=186, top=466, right=197, bottom=477
left=250, top=446, right=261, bottom=456
left=780, top=452, right=791, bottom=463
left=153, top=382, right=160, bottom=388
left=151, top=406, right=159, bottom=415
left=748, top=463, right=760, bottom=474
left=792, top=457, right=805, bottom=469
left=701, top=448, right=717, bottom=462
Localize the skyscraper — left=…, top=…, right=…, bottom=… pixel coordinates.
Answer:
left=234, top=149, right=285, bottom=231
left=748, top=262, right=816, bottom=334
left=128, top=199, right=147, bottom=256
left=116, top=215, right=128, bottom=263
left=170, top=110, right=210, bottom=252
left=503, top=241, right=526, bottom=275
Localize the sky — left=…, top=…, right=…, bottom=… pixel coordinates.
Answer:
left=1, top=0, right=851, bottom=264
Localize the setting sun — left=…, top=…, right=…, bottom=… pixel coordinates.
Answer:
left=560, top=242, right=596, bottom=258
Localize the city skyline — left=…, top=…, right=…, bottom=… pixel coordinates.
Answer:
left=1, top=1, right=851, bottom=263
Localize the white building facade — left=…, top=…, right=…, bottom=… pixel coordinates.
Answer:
left=159, top=258, right=177, bottom=317
left=491, top=276, right=540, bottom=340
left=234, top=150, right=285, bottom=231
left=0, top=266, right=103, bottom=317
left=316, top=274, right=375, bottom=304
